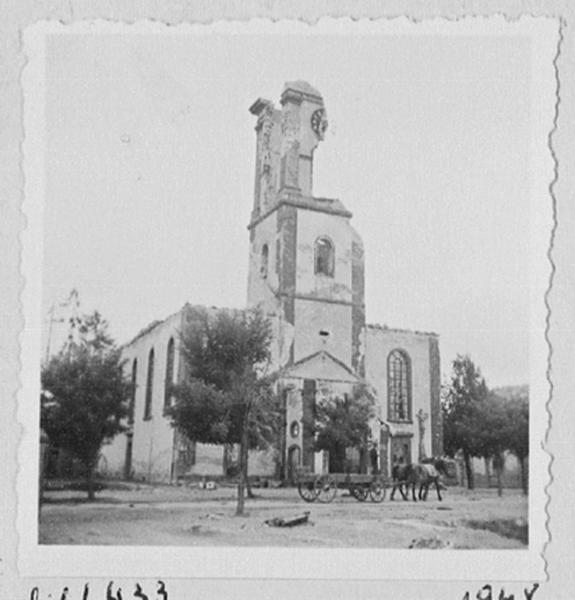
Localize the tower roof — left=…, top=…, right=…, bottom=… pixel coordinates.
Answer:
left=283, top=80, right=322, bottom=97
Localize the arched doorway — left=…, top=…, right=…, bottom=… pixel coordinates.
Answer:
left=287, top=445, right=301, bottom=484
left=390, top=435, right=412, bottom=467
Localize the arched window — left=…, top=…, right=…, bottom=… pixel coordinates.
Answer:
left=260, top=243, right=269, bottom=278
left=144, top=348, right=154, bottom=421
left=164, top=337, right=175, bottom=411
left=387, top=349, right=411, bottom=422
left=314, top=237, right=334, bottom=277
left=129, top=358, right=137, bottom=425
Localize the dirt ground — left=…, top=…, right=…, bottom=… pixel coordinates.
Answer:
left=39, top=482, right=528, bottom=549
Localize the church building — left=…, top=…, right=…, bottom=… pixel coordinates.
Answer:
left=101, top=82, right=442, bottom=484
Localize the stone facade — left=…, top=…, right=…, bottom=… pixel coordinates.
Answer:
left=100, top=81, right=441, bottom=483
left=247, top=82, right=440, bottom=478
left=101, top=305, right=277, bottom=482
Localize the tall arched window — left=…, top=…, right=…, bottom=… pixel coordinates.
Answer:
left=164, top=337, right=175, bottom=411
left=129, top=358, right=137, bottom=425
left=387, top=349, right=411, bottom=422
left=260, top=243, right=269, bottom=278
left=314, top=237, right=334, bottom=277
left=144, top=348, right=154, bottom=421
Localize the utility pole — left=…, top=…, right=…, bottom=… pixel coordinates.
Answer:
left=45, top=303, right=64, bottom=363
left=44, top=289, right=80, bottom=363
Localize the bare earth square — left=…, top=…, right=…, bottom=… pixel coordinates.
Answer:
left=39, top=484, right=527, bottom=549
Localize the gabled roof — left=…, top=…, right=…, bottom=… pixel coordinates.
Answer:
left=280, top=350, right=362, bottom=384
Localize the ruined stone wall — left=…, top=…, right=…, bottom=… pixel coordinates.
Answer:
left=291, top=209, right=361, bottom=368
left=101, top=310, right=183, bottom=482
left=296, top=210, right=353, bottom=302
left=364, top=326, right=439, bottom=463
left=246, top=211, right=280, bottom=310
left=294, top=301, right=352, bottom=366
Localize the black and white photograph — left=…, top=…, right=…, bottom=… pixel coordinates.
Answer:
left=16, top=16, right=557, bottom=586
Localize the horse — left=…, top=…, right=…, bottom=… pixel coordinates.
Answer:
left=390, top=457, right=449, bottom=502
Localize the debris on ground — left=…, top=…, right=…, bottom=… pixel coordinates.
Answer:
left=199, top=513, right=223, bottom=520
left=265, top=511, right=311, bottom=528
left=408, top=536, right=452, bottom=549
left=197, top=479, right=217, bottom=490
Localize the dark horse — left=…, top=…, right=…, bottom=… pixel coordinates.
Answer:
left=390, top=457, right=449, bottom=502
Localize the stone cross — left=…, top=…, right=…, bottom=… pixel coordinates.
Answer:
left=417, top=408, right=429, bottom=462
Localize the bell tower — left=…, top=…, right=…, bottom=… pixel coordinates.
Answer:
left=247, top=82, right=365, bottom=376
left=249, top=81, right=327, bottom=222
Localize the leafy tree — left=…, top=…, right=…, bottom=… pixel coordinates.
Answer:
left=504, top=394, right=529, bottom=495
left=312, top=385, right=375, bottom=473
left=41, top=310, right=130, bottom=500
left=168, top=307, right=279, bottom=516
left=442, top=355, right=488, bottom=489
left=474, top=395, right=510, bottom=496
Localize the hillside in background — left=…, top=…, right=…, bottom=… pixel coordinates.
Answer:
left=492, top=384, right=529, bottom=401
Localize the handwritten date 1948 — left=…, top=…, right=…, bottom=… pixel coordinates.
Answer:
left=463, top=583, right=539, bottom=600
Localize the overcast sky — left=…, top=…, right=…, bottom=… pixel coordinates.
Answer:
left=43, top=26, right=534, bottom=388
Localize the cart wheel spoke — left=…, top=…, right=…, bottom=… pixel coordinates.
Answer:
left=369, top=479, right=386, bottom=503
left=315, top=475, right=337, bottom=503
left=298, top=479, right=318, bottom=503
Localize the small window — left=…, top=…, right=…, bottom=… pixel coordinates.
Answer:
left=144, top=348, right=154, bottom=421
left=164, top=337, right=175, bottom=411
left=387, top=349, right=411, bottom=422
left=290, top=421, right=300, bottom=438
left=314, top=237, right=334, bottom=277
left=261, top=244, right=269, bottom=278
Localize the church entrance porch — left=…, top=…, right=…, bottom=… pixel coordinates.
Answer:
left=287, top=445, right=301, bottom=484
left=390, top=434, right=413, bottom=467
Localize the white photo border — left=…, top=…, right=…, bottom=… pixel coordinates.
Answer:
left=18, top=16, right=557, bottom=582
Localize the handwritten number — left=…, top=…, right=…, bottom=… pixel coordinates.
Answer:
left=133, top=583, right=148, bottom=600
left=82, top=584, right=90, bottom=600
left=498, top=589, right=515, bottom=600
left=157, top=581, right=168, bottom=600
left=524, top=583, right=539, bottom=600
left=107, top=581, right=123, bottom=600
left=477, top=585, right=493, bottom=600
left=30, top=588, right=40, bottom=600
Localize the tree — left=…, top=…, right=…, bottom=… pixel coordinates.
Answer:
left=312, top=385, right=375, bottom=473
left=442, top=355, right=489, bottom=489
left=474, top=395, right=510, bottom=496
left=168, top=307, right=279, bottom=516
left=41, top=310, right=130, bottom=500
left=504, top=394, right=529, bottom=495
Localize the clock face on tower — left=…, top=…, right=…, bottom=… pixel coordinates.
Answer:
left=310, top=108, right=328, bottom=139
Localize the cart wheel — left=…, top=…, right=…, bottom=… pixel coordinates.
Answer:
left=369, top=479, right=386, bottom=503
left=298, top=480, right=318, bottom=503
left=350, top=485, right=369, bottom=502
left=315, top=475, right=337, bottom=504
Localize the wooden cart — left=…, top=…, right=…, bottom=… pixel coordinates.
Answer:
left=296, top=470, right=388, bottom=504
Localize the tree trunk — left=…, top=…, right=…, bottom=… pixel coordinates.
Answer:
left=493, top=453, right=504, bottom=497
left=246, top=476, right=256, bottom=499
left=484, top=456, right=492, bottom=488
left=235, top=408, right=249, bottom=516
left=519, top=456, right=528, bottom=496
left=329, top=444, right=346, bottom=473
left=86, top=461, right=96, bottom=501
left=495, top=465, right=503, bottom=497
left=463, top=451, right=474, bottom=490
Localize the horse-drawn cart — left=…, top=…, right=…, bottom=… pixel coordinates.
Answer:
left=296, top=470, right=387, bottom=504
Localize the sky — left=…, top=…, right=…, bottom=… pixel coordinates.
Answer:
left=43, top=26, right=533, bottom=388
